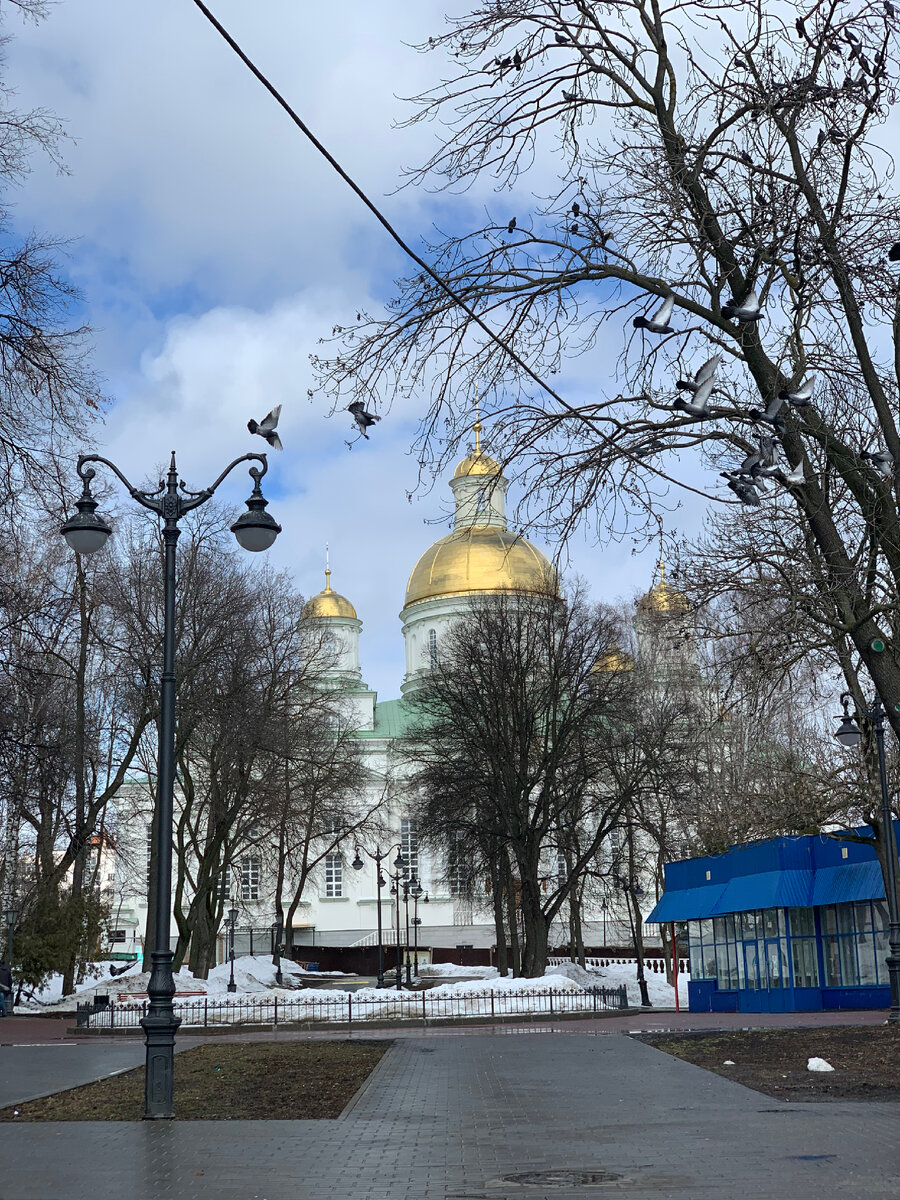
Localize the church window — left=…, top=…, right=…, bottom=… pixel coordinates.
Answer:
left=428, top=629, right=438, bottom=668
left=400, top=817, right=419, bottom=876
left=325, top=853, right=343, bottom=897
left=447, top=834, right=467, bottom=896
left=557, top=849, right=567, bottom=887
left=217, top=865, right=232, bottom=903
left=240, top=855, right=261, bottom=901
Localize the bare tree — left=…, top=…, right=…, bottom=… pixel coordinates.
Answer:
left=316, top=1, right=900, bottom=756
left=405, top=584, right=650, bottom=976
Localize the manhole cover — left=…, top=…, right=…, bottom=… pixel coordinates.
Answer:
left=499, top=1169, right=622, bottom=1187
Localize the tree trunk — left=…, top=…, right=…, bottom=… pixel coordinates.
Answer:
left=570, top=886, right=586, bottom=968
left=490, top=860, right=508, bottom=976
left=503, top=861, right=521, bottom=976
left=520, top=904, right=550, bottom=978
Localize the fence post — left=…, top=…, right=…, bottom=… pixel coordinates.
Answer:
left=491, top=989, right=495, bottom=1017
left=348, top=993, right=352, bottom=1026
left=274, top=996, right=278, bottom=1027
left=422, top=989, right=426, bottom=1024
left=592, top=986, right=597, bottom=1013
left=204, top=998, right=208, bottom=1028
left=549, top=989, right=554, bottom=1015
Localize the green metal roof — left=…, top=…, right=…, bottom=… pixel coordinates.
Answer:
left=355, top=697, right=412, bottom=740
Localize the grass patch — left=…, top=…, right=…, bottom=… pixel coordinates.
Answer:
left=0, top=1040, right=388, bottom=1121
left=642, top=1025, right=900, bottom=1102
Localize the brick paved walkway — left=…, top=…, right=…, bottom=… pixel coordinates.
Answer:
left=0, top=1028, right=897, bottom=1199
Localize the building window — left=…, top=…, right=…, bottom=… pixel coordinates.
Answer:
left=447, top=835, right=467, bottom=897
left=109, top=930, right=126, bottom=944
left=217, top=865, right=232, bottom=903
left=325, top=853, right=343, bottom=897
left=428, top=628, right=438, bottom=668
left=557, top=849, right=567, bottom=888
left=821, top=900, right=887, bottom=987
left=400, top=817, right=418, bottom=877
left=240, top=855, right=261, bottom=901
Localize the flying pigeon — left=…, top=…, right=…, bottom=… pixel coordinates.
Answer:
left=778, top=459, right=805, bottom=486
left=748, top=394, right=786, bottom=429
left=676, top=354, right=722, bottom=393
left=348, top=402, right=381, bottom=440
left=722, top=290, right=763, bottom=323
left=860, top=448, right=894, bottom=477
left=672, top=375, right=715, bottom=418
left=507, top=217, right=517, bottom=233
left=722, top=471, right=762, bottom=505
left=778, top=377, right=815, bottom=406
left=633, top=293, right=675, bottom=334
left=247, top=405, right=283, bottom=450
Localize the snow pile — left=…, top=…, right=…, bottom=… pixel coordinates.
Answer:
left=807, top=1057, right=835, bottom=1072
left=548, top=959, right=691, bottom=1007
left=418, top=963, right=497, bottom=979
left=20, top=955, right=310, bottom=1011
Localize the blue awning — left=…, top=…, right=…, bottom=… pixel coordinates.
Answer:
left=810, top=861, right=885, bottom=906
left=711, top=869, right=813, bottom=915
left=645, top=883, right=725, bottom=923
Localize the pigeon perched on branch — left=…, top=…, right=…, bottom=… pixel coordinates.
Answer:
left=348, top=402, right=381, bottom=440
left=247, top=405, right=283, bottom=450
left=778, top=377, right=815, bottom=406
left=633, top=294, right=675, bottom=334
left=507, top=217, right=517, bottom=233
left=860, top=448, right=894, bottom=477
left=722, top=290, right=763, bottom=323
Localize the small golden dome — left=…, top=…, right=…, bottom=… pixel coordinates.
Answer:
left=638, top=554, right=689, bottom=616
left=404, top=526, right=555, bottom=608
left=452, top=419, right=501, bottom=478
left=592, top=648, right=635, bottom=673
left=303, top=568, right=357, bottom=620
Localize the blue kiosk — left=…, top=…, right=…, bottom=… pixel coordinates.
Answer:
left=646, top=823, right=899, bottom=1013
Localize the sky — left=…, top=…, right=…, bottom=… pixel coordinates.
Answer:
left=6, top=0, right=711, bottom=698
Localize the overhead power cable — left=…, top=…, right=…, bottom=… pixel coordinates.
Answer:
left=186, top=0, right=720, bottom=504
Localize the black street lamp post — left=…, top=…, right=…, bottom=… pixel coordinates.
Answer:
left=834, top=693, right=900, bottom=1023
left=227, top=906, right=239, bottom=993
left=4, top=904, right=19, bottom=1012
left=389, top=876, right=404, bottom=990
left=403, top=879, right=413, bottom=985
left=61, top=450, right=281, bottom=1118
left=352, top=845, right=404, bottom=989
left=410, top=878, right=426, bottom=980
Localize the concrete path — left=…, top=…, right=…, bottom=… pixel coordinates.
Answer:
left=0, top=1030, right=897, bottom=1199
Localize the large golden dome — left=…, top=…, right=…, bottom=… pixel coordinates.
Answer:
left=303, top=568, right=357, bottom=620
left=404, top=526, right=555, bottom=608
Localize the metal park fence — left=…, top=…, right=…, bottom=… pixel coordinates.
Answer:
left=75, top=984, right=629, bottom=1030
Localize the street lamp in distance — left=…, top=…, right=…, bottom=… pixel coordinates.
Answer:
left=227, top=907, right=239, bottom=994
left=833, top=692, right=900, bottom=1024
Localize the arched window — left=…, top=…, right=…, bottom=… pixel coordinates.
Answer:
left=428, top=628, right=438, bottom=668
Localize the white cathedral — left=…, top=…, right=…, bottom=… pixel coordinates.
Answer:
left=105, top=426, right=695, bottom=962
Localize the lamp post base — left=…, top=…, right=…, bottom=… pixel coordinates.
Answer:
left=140, top=951, right=182, bottom=1120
